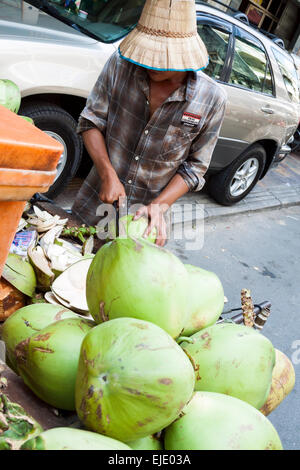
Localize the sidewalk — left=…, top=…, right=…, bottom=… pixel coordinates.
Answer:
left=176, top=152, right=300, bottom=223
left=54, top=153, right=300, bottom=224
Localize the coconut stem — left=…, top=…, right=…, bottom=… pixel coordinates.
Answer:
left=241, top=288, right=255, bottom=328
left=176, top=336, right=194, bottom=345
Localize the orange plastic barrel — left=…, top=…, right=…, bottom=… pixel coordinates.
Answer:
left=0, top=105, right=63, bottom=275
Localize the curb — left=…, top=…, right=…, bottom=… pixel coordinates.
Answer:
left=172, top=184, right=300, bottom=226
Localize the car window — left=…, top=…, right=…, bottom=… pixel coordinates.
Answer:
left=197, top=23, right=230, bottom=81
left=24, top=0, right=146, bottom=43
left=272, top=49, right=300, bottom=103
left=229, top=33, right=273, bottom=95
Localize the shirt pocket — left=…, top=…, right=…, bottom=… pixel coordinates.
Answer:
left=160, top=125, right=200, bottom=161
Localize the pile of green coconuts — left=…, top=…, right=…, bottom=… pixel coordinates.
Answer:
left=1, top=216, right=292, bottom=450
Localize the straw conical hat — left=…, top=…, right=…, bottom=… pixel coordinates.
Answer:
left=119, top=0, right=209, bottom=72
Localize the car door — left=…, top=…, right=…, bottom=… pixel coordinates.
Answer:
left=216, top=26, right=283, bottom=170
left=270, top=46, right=300, bottom=141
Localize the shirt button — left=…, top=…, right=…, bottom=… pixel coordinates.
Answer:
left=145, top=130, right=149, bottom=135
left=128, top=180, right=132, bottom=184
left=135, top=156, right=139, bottom=161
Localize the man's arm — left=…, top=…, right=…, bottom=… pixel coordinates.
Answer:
left=82, top=128, right=125, bottom=204
left=78, top=52, right=125, bottom=204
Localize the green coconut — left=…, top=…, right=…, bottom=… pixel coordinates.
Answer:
left=182, top=264, right=224, bottom=335
left=0, top=79, right=21, bottom=113
left=20, top=116, right=34, bottom=125
left=1, top=303, right=80, bottom=373
left=180, top=323, right=275, bottom=409
left=128, top=434, right=163, bottom=450
left=0, top=394, right=43, bottom=450
left=108, top=214, right=157, bottom=242
left=164, top=391, right=283, bottom=450
left=16, top=317, right=94, bottom=410
left=2, top=254, right=36, bottom=297
left=75, top=318, right=195, bottom=442
left=21, top=427, right=131, bottom=450
left=86, top=238, right=189, bottom=338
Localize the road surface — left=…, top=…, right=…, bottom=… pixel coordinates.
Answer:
left=169, top=204, right=300, bottom=450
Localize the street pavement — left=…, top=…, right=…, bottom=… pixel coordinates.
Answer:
left=168, top=205, right=300, bottom=450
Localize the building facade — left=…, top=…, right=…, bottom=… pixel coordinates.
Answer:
left=204, top=0, right=300, bottom=53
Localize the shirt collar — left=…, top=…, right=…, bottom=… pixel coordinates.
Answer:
left=135, top=65, right=150, bottom=100
left=165, top=71, right=198, bottom=103
left=185, top=71, right=198, bottom=102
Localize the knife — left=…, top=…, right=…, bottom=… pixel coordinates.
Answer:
left=113, top=200, right=119, bottom=238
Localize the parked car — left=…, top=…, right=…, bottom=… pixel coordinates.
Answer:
left=290, top=53, right=300, bottom=153
left=0, top=0, right=299, bottom=204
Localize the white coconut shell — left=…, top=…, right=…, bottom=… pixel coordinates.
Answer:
left=51, top=258, right=93, bottom=313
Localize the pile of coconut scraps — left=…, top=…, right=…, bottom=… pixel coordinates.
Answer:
left=39, top=227, right=83, bottom=276
left=25, top=206, right=95, bottom=256
left=27, top=224, right=94, bottom=306
left=26, top=206, right=68, bottom=233
left=3, top=205, right=96, bottom=316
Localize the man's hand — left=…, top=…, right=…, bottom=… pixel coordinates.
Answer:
left=82, top=129, right=126, bottom=204
left=134, top=203, right=168, bottom=247
left=99, top=171, right=126, bottom=204
left=132, top=174, right=189, bottom=247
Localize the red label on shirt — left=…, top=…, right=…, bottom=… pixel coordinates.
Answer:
left=181, top=112, right=201, bottom=127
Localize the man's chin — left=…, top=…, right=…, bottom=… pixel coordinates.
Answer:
left=147, top=70, right=166, bottom=81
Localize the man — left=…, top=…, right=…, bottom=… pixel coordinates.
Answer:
left=72, top=0, right=227, bottom=246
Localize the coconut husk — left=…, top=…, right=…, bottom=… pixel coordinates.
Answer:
left=40, top=226, right=63, bottom=251
left=260, top=349, right=295, bottom=416
left=27, top=206, right=68, bottom=233
left=16, top=218, right=27, bottom=233
left=83, top=236, right=94, bottom=256
left=44, top=291, right=62, bottom=306
left=2, top=254, right=36, bottom=297
left=47, top=244, right=82, bottom=276
left=0, top=278, right=26, bottom=321
left=27, top=245, right=54, bottom=291
left=51, top=258, right=93, bottom=313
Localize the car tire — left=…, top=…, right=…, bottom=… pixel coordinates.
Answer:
left=207, top=144, right=266, bottom=206
left=290, top=125, right=300, bottom=153
left=19, top=102, right=83, bottom=198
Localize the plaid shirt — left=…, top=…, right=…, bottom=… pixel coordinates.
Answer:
left=72, top=51, right=226, bottom=225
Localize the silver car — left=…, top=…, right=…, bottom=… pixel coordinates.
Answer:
left=0, top=0, right=299, bottom=204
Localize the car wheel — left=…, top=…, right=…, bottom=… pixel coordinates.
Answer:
left=290, top=126, right=300, bottom=153
left=19, top=102, right=83, bottom=198
left=207, top=144, right=266, bottom=206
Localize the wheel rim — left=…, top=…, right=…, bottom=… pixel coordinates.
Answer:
left=44, top=131, right=67, bottom=182
left=230, top=157, right=260, bottom=197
